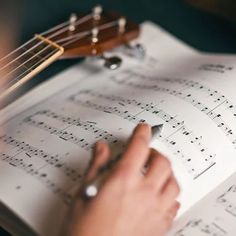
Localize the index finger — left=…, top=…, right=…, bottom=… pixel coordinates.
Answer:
left=118, top=123, right=151, bottom=176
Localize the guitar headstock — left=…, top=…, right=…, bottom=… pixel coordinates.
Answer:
left=43, top=6, right=141, bottom=61
left=0, top=6, right=143, bottom=103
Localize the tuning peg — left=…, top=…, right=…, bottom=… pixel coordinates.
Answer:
left=101, top=55, right=122, bottom=70
left=125, top=43, right=146, bottom=60
left=91, top=27, right=99, bottom=44
left=118, top=17, right=126, bottom=34
left=69, top=13, right=77, bottom=32
left=93, top=5, right=103, bottom=21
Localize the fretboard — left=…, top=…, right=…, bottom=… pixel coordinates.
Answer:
left=0, top=35, right=64, bottom=100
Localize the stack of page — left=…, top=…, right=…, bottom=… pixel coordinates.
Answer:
left=0, top=21, right=236, bottom=236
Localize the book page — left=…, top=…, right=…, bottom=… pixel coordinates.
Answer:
left=169, top=172, right=236, bottom=236
left=1, top=22, right=236, bottom=236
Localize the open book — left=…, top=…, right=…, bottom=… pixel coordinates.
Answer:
left=1, top=21, right=236, bottom=236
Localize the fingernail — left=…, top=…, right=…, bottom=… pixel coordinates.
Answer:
left=176, top=202, right=181, bottom=209
left=138, top=122, right=149, bottom=126
left=143, top=123, right=151, bottom=135
left=137, top=123, right=151, bottom=131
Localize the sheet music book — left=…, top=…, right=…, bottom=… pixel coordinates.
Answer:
left=1, top=21, right=236, bottom=236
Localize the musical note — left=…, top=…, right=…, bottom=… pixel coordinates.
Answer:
left=0, top=105, right=126, bottom=205
left=69, top=89, right=217, bottom=179
left=70, top=90, right=186, bottom=129
left=24, top=117, right=91, bottom=151
left=199, top=63, right=233, bottom=74
left=175, top=219, right=226, bottom=236
left=0, top=153, right=74, bottom=204
left=217, top=185, right=236, bottom=217
left=110, top=71, right=236, bottom=149
left=0, top=136, right=83, bottom=182
left=163, top=137, right=216, bottom=180
left=31, top=110, right=119, bottom=144
left=68, top=95, right=146, bottom=124
left=119, top=72, right=236, bottom=120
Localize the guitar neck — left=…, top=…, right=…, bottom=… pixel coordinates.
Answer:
left=0, top=35, right=64, bottom=100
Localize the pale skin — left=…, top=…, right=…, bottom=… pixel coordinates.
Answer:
left=63, top=123, right=180, bottom=236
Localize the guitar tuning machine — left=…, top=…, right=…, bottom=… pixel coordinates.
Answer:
left=124, top=43, right=146, bottom=60
left=69, top=13, right=77, bottom=32
left=96, top=43, right=145, bottom=70
left=100, top=55, right=122, bottom=70
left=93, top=5, right=103, bottom=21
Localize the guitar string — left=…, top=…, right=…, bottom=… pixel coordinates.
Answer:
left=2, top=48, right=59, bottom=90
left=3, top=34, right=86, bottom=88
left=61, top=21, right=118, bottom=47
left=2, top=35, right=86, bottom=89
left=55, top=31, right=90, bottom=44
left=56, top=20, right=118, bottom=44
left=1, top=19, right=118, bottom=82
left=0, top=14, right=93, bottom=71
left=0, top=19, right=72, bottom=64
left=40, top=14, right=93, bottom=44
left=61, top=34, right=90, bottom=48
left=1, top=13, right=117, bottom=73
left=0, top=43, right=52, bottom=73
left=0, top=14, right=92, bottom=64
left=2, top=45, right=52, bottom=80
left=2, top=20, right=119, bottom=88
left=39, top=19, right=75, bottom=37
left=0, top=34, right=55, bottom=65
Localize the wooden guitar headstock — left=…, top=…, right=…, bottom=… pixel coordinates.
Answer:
left=0, top=6, right=143, bottom=102
left=43, top=6, right=141, bottom=59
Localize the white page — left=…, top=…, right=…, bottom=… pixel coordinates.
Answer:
left=1, top=22, right=235, bottom=236
left=169, top=172, right=236, bottom=236
left=1, top=52, right=236, bottom=236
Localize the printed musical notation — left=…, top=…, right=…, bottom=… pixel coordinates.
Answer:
left=70, top=90, right=185, bottom=129
left=171, top=173, right=236, bottom=236
left=217, top=185, right=236, bottom=217
left=150, top=77, right=236, bottom=118
left=68, top=95, right=146, bottom=124
left=24, top=117, right=92, bottom=150
left=110, top=70, right=236, bottom=149
left=35, top=110, right=119, bottom=143
left=0, top=135, right=84, bottom=182
left=0, top=151, right=74, bottom=204
left=0, top=109, right=122, bottom=204
left=0, top=128, right=92, bottom=204
left=23, top=110, right=118, bottom=150
left=1, top=58, right=236, bottom=217
left=69, top=89, right=217, bottom=179
left=175, top=219, right=226, bottom=236
left=199, top=63, right=234, bottom=74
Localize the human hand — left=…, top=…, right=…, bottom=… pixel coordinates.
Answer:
left=63, top=123, right=180, bottom=236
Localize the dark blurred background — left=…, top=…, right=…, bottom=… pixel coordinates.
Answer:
left=1, top=0, right=236, bottom=235
left=18, top=0, right=236, bottom=52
